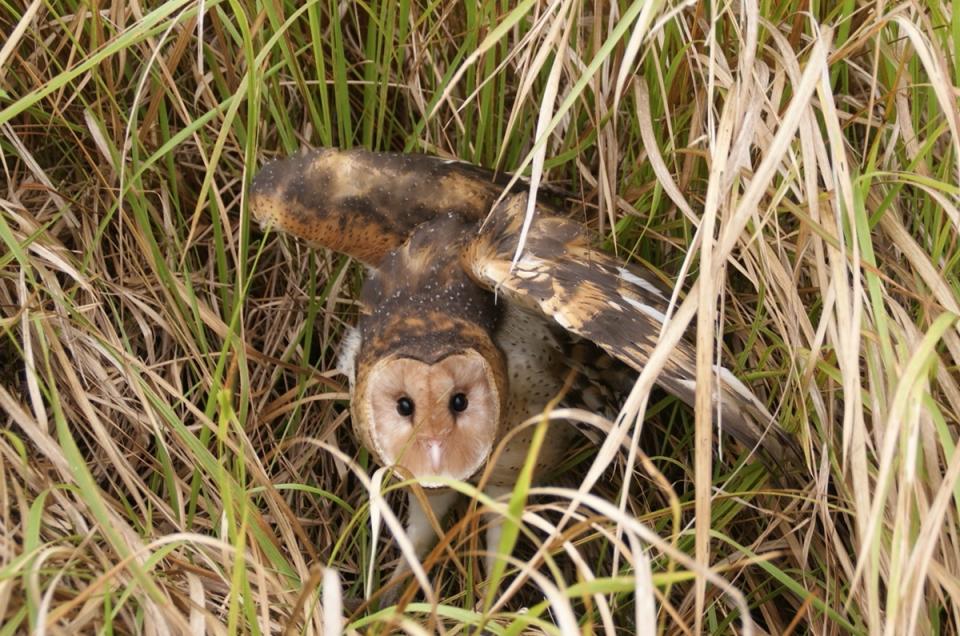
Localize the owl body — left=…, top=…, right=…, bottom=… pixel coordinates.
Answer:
left=338, top=213, right=580, bottom=488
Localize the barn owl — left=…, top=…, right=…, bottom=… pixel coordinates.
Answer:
left=251, top=148, right=795, bottom=577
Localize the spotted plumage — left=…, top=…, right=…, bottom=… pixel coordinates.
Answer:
left=251, top=147, right=796, bottom=573
left=340, top=212, right=579, bottom=489
left=465, top=193, right=786, bottom=453
left=251, top=148, right=521, bottom=264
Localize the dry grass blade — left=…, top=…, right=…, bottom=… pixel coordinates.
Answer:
left=0, top=0, right=42, bottom=84
left=510, top=0, right=575, bottom=269
left=2, top=1, right=960, bottom=633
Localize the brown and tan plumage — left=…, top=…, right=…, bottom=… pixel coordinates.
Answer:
left=251, top=147, right=796, bottom=570
left=250, top=147, right=517, bottom=264
left=347, top=214, right=509, bottom=485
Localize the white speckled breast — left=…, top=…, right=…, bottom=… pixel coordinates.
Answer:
left=486, top=304, right=579, bottom=487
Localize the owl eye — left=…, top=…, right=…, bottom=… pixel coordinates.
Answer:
left=449, top=392, right=468, bottom=413
left=396, top=397, right=415, bottom=417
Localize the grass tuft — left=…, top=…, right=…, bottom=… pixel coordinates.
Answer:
left=2, top=0, right=959, bottom=633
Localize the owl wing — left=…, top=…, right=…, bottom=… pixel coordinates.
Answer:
left=464, top=193, right=798, bottom=465
left=250, top=147, right=517, bottom=266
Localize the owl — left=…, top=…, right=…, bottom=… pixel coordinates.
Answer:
left=250, top=148, right=795, bottom=575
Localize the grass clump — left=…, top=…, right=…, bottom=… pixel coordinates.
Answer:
left=1, top=0, right=959, bottom=633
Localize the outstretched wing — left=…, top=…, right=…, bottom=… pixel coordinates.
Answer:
left=250, top=147, right=513, bottom=266
left=464, top=193, right=798, bottom=465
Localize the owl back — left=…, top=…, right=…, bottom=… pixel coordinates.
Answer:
left=355, top=214, right=503, bottom=369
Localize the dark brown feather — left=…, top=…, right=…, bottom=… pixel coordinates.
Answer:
left=465, top=193, right=799, bottom=465
left=250, top=148, right=512, bottom=266
left=356, top=214, right=502, bottom=368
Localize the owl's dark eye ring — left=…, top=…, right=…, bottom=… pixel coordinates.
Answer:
left=449, top=393, right=468, bottom=413
left=396, top=397, right=415, bottom=417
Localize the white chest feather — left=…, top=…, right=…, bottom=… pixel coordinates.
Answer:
left=336, top=326, right=362, bottom=389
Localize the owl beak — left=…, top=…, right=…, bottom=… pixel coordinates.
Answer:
left=426, top=440, right=444, bottom=471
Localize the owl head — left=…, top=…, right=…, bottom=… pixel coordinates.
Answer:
left=354, top=345, right=505, bottom=485
left=346, top=217, right=509, bottom=486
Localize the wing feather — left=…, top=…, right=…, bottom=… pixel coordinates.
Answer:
left=250, top=148, right=512, bottom=266
left=466, top=193, right=798, bottom=465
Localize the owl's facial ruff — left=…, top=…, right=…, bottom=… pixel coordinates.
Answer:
left=357, top=350, right=502, bottom=485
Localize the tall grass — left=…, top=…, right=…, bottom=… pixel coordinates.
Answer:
left=1, top=0, right=959, bottom=633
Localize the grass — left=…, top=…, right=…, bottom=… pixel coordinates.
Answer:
left=1, top=0, right=959, bottom=633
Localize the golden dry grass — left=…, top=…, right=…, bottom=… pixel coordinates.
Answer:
left=1, top=0, right=959, bottom=634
